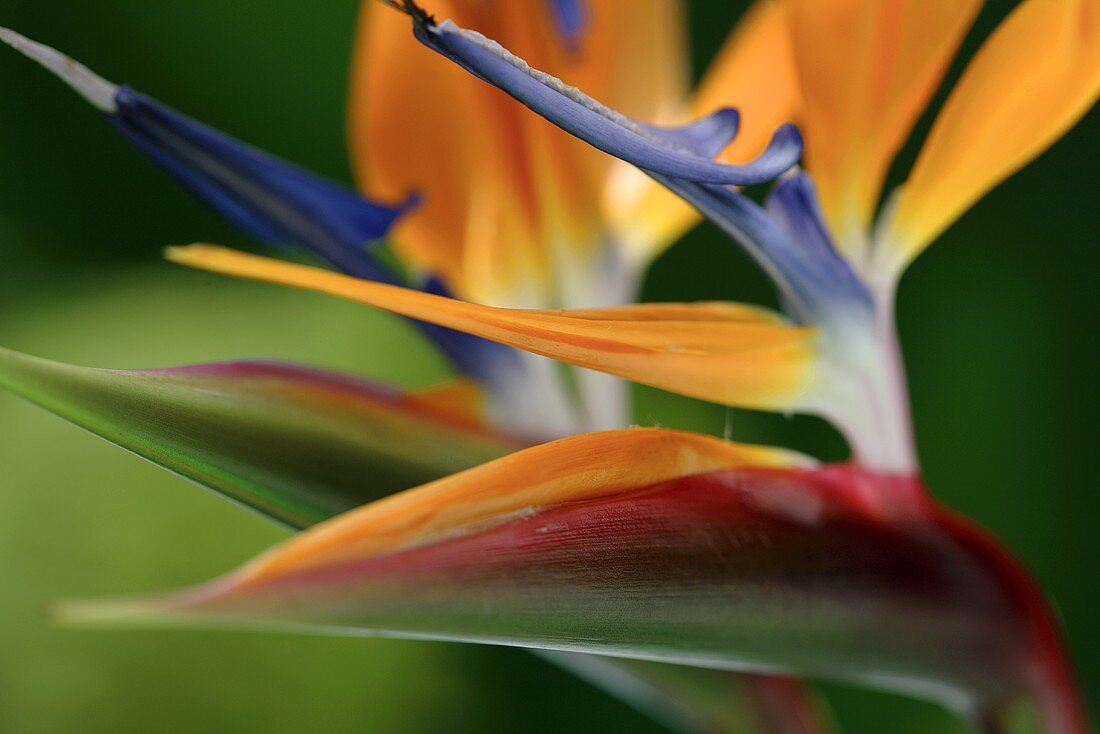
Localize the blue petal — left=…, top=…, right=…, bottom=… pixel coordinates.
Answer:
left=111, top=87, right=409, bottom=283
left=408, top=16, right=801, bottom=185
left=545, top=0, right=587, bottom=50
left=386, top=5, right=864, bottom=325
left=766, top=172, right=852, bottom=279
left=420, top=276, right=522, bottom=379
left=652, top=173, right=873, bottom=322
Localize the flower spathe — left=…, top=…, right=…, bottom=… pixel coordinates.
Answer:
left=58, top=431, right=1085, bottom=732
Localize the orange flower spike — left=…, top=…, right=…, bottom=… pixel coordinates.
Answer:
left=166, top=245, right=817, bottom=413
left=694, top=0, right=802, bottom=168
left=349, top=0, right=473, bottom=288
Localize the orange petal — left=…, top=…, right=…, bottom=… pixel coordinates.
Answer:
left=696, top=1, right=802, bottom=166
left=885, top=0, right=1100, bottom=269
left=166, top=245, right=817, bottom=412
left=350, top=1, right=561, bottom=300
left=605, top=0, right=802, bottom=260
left=348, top=1, right=692, bottom=304
left=504, top=1, right=693, bottom=301
left=783, top=0, right=981, bottom=256
left=348, top=0, right=475, bottom=288
left=238, top=428, right=807, bottom=582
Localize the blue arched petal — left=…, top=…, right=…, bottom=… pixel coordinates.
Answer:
left=407, top=15, right=801, bottom=185
left=385, top=4, right=867, bottom=326
left=765, top=172, right=864, bottom=298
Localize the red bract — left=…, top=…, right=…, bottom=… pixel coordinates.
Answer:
left=63, top=464, right=1084, bottom=733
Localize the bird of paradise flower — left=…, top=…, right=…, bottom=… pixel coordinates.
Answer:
left=0, top=1, right=1096, bottom=732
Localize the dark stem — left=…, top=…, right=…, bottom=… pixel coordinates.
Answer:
left=376, top=0, right=436, bottom=26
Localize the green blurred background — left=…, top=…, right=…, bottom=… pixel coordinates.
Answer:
left=0, top=1, right=1095, bottom=732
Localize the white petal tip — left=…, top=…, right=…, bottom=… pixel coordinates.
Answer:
left=0, top=27, right=118, bottom=113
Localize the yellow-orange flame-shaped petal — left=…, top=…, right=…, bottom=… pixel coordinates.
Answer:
left=783, top=0, right=981, bottom=258
left=885, top=0, right=1100, bottom=270
left=606, top=0, right=801, bottom=259
left=238, top=428, right=806, bottom=582
left=166, top=246, right=817, bottom=412
left=349, top=0, right=479, bottom=291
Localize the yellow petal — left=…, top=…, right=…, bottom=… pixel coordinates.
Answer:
left=166, top=245, right=817, bottom=412
left=606, top=0, right=801, bottom=259
left=783, top=0, right=981, bottom=256
left=886, top=0, right=1100, bottom=268
left=696, top=0, right=803, bottom=173
left=238, top=428, right=807, bottom=582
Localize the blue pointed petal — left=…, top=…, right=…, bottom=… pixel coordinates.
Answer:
left=110, top=88, right=515, bottom=378
left=766, top=172, right=853, bottom=277
left=409, top=16, right=800, bottom=185
left=111, top=87, right=409, bottom=282
left=0, top=25, right=518, bottom=383
left=545, top=0, right=587, bottom=50
left=640, top=108, right=741, bottom=160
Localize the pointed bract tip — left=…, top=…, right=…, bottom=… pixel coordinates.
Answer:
left=0, top=26, right=117, bottom=112
left=51, top=596, right=173, bottom=628
left=51, top=577, right=236, bottom=628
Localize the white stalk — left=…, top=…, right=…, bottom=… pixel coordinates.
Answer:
left=809, top=267, right=918, bottom=476
left=0, top=28, right=118, bottom=113
left=483, top=351, right=581, bottom=440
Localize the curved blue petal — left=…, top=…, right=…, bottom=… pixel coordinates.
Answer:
left=111, top=84, right=514, bottom=377
left=407, top=15, right=801, bottom=185
left=383, top=4, right=864, bottom=326
left=639, top=108, right=741, bottom=160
